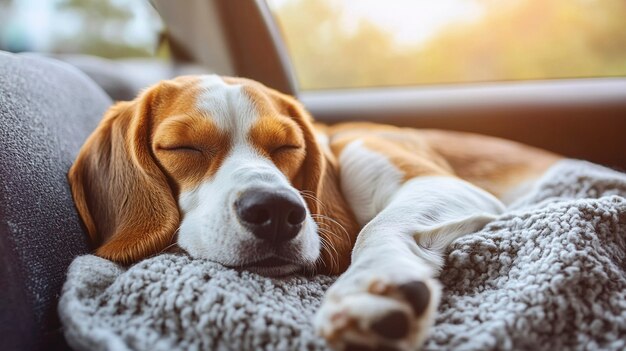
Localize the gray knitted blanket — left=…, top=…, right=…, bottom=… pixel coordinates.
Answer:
left=59, top=160, right=626, bottom=351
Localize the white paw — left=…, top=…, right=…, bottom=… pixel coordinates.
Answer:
left=315, top=269, right=440, bottom=351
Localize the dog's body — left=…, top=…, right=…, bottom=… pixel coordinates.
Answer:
left=69, top=75, right=559, bottom=350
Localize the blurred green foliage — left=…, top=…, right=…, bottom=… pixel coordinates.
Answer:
left=273, top=0, right=626, bottom=89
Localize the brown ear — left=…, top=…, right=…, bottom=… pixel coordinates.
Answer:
left=68, top=92, right=179, bottom=265
left=281, top=96, right=324, bottom=203
left=279, top=94, right=360, bottom=275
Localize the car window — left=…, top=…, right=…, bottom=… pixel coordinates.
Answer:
left=267, top=0, right=626, bottom=90
left=0, top=0, right=166, bottom=59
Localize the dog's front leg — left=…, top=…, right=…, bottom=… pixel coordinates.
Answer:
left=315, top=177, right=504, bottom=351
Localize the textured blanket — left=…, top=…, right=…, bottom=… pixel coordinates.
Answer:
left=59, top=160, right=626, bottom=351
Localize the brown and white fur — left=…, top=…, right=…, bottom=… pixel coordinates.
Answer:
left=68, top=75, right=559, bottom=351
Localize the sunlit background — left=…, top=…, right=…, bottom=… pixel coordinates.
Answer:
left=1, top=0, right=625, bottom=90
left=267, top=0, right=626, bottom=89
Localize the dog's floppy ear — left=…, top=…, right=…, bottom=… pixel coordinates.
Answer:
left=277, top=93, right=360, bottom=275
left=68, top=89, right=179, bottom=264
left=280, top=95, right=325, bottom=206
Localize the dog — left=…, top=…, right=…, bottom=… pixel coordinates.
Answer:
left=68, top=75, right=560, bottom=351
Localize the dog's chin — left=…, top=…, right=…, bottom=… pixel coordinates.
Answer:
left=241, top=263, right=301, bottom=277
left=230, top=256, right=313, bottom=277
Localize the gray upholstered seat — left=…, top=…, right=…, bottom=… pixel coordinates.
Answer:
left=0, top=51, right=112, bottom=350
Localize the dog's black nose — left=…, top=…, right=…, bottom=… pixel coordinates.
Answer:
left=235, top=189, right=306, bottom=243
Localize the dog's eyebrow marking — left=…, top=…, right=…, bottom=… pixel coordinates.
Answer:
left=195, top=75, right=258, bottom=143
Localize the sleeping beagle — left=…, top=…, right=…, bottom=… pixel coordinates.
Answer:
left=68, top=75, right=559, bottom=351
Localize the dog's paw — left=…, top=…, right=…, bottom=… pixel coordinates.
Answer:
left=315, top=271, right=440, bottom=351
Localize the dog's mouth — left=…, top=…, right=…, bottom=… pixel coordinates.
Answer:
left=234, top=256, right=304, bottom=276
left=242, top=256, right=293, bottom=268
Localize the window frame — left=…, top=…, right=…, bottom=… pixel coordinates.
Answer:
left=153, top=0, right=298, bottom=94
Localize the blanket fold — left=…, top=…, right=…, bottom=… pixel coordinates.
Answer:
left=59, top=160, right=626, bottom=351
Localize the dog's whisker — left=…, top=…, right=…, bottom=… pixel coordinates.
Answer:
left=300, top=191, right=328, bottom=212
left=311, top=213, right=351, bottom=244
left=312, top=217, right=345, bottom=239
left=317, top=235, right=335, bottom=268
left=318, top=230, right=340, bottom=271
left=159, top=242, right=179, bottom=254
left=157, top=227, right=181, bottom=255
left=297, top=191, right=346, bottom=270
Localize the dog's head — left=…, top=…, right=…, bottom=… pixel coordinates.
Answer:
left=69, top=75, right=357, bottom=276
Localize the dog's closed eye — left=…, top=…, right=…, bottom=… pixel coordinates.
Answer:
left=157, top=144, right=204, bottom=154
left=271, top=144, right=302, bottom=155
